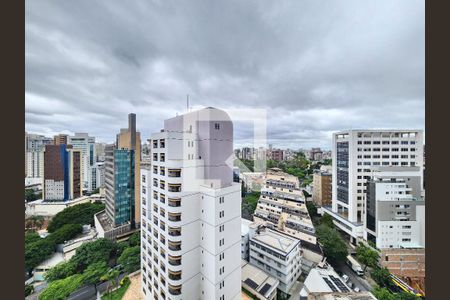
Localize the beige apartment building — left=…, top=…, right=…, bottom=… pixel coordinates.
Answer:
left=312, top=166, right=332, bottom=206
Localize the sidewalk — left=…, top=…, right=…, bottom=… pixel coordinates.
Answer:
left=121, top=271, right=144, bottom=300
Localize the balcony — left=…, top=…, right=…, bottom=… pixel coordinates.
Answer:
left=168, top=169, right=181, bottom=178
left=169, top=284, right=182, bottom=296
left=168, top=213, right=181, bottom=222
left=168, top=184, right=181, bottom=192
left=168, top=270, right=182, bottom=281
left=168, top=255, right=181, bottom=266
left=168, top=241, right=181, bottom=251
left=168, top=227, right=181, bottom=236
left=160, top=195, right=166, bottom=204
left=168, top=198, right=181, bottom=207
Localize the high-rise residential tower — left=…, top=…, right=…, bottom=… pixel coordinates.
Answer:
left=25, top=133, right=53, bottom=178
left=323, top=130, right=424, bottom=242
left=140, top=107, right=241, bottom=300
left=68, top=133, right=96, bottom=192
left=43, top=144, right=81, bottom=201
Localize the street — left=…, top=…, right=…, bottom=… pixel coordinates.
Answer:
left=332, top=261, right=372, bottom=292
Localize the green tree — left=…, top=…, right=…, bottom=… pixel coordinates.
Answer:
left=25, top=284, right=34, bottom=297
left=371, top=267, right=393, bottom=288
left=315, top=224, right=348, bottom=263
left=372, top=287, right=396, bottom=300
left=25, top=232, right=41, bottom=244
left=306, top=202, right=317, bottom=218
left=128, top=231, right=141, bottom=247
left=39, top=274, right=85, bottom=300
left=319, top=213, right=335, bottom=229
left=117, top=246, right=141, bottom=273
left=47, top=202, right=105, bottom=232
left=47, top=224, right=83, bottom=244
left=356, top=243, right=379, bottom=272
left=71, top=238, right=116, bottom=273
left=82, top=261, right=109, bottom=296
left=25, top=188, right=39, bottom=202
left=25, top=238, right=55, bottom=273
left=101, top=268, right=121, bottom=299
left=45, top=261, right=77, bottom=282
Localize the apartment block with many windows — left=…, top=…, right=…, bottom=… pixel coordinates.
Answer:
left=141, top=107, right=241, bottom=300
left=248, top=224, right=302, bottom=294
left=324, top=130, right=424, bottom=242
left=365, top=167, right=425, bottom=249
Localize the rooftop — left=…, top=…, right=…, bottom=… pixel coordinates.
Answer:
left=302, top=265, right=352, bottom=295
left=251, top=227, right=299, bottom=254
left=241, top=260, right=279, bottom=298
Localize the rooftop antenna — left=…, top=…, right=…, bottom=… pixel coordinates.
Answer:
left=186, top=94, right=190, bottom=112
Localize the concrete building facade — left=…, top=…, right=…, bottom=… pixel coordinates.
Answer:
left=248, top=224, right=302, bottom=294
left=140, top=107, right=241, bottom=300
left=365, top=167, right=425, bottom=249
left=325, top=130, right=424, bottom=241
left=43, top=144, right=81, bottom=201
left=68, top=133, right=96, bottom=192
left=312, top=169, right=332, bottom=207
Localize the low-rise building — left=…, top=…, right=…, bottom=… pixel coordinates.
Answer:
left=241, top=172, right=265, bottom=192
left=248, top=224, right=302, bottom=294
left=242, top=260, right=279, bottom=300
left=380, top=248, right=425, bottom=291
left=300, top=264, right=376, bottom=300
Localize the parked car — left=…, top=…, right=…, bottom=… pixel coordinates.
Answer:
left=342, top=274, right=349, bottom=283
left=354, top=287, right=360, bottom=293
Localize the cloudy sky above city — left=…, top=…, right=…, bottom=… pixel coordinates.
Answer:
left=26, top=0, right=424, bottom=149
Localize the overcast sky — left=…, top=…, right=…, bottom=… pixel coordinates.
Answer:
left=25, top=0, right=424, bottom=150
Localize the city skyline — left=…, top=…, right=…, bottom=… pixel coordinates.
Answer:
left=26, top=0, right=424, bottom=149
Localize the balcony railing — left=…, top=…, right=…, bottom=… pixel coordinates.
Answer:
left=168, top=227, right=181, bottom=236
left=169, top=284, right=182, bottom=295
left=168, top=241, right=181, bottom=251
left=168, top=213, right=181, bottom=222
left=168, top=271, right=182, bottom=281
left=168, top=198, right=181, bottom=207
left=168, top=255, right=181, bottom=266
left=168, top=169, right=181, bottom=177
left=168, top=184, right=181, bottom=192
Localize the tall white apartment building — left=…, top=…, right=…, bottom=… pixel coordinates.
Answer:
left=68, top=133, right=96, bottom=192
left=324, top=130, right=424, bottom=242
left=365, top=167, right=425, bottom=249
left=140, top=107, right=241, bottom=300
left=26, top=150, right=44, bottom=178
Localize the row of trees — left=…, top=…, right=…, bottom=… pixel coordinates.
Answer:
left=25, top=202, right=105, bottom=274
left=47, top=202, right=105, bottom=232
left=25, top=224, right=83, bottom=274
left=40, top=232, right=141, bottom=300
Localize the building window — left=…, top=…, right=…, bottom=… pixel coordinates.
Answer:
left=214, top=123, right=220, bottom=130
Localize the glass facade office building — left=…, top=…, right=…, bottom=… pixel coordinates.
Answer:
left=113, top=149, right=135, bottom=226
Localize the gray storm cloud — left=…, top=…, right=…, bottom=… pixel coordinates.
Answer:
left=25, top=0, right=424, bottom=149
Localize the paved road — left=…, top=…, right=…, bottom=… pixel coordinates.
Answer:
left=332, top=261, right=372, bottom=292
left=67, top=273, right=126, bottom=300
